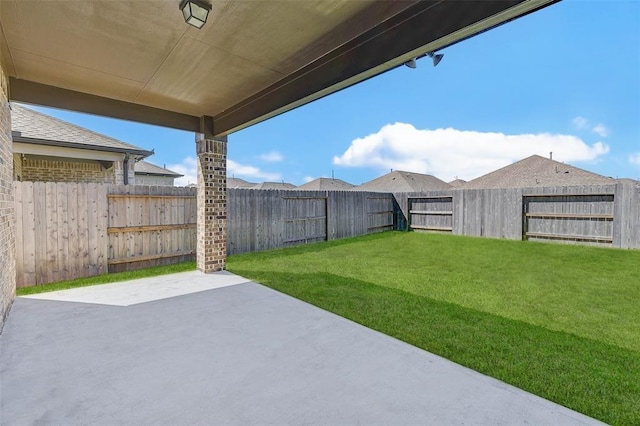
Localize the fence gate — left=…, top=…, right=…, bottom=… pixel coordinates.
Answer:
left=523, top=193, right=614, bottom=245
left=107, top=187, right=197, bottom=272
left=408, top=196, right=453, bottom=232
left=283, top=196, right=327, bottom=246
left=366, top=196, right=394, bottom=233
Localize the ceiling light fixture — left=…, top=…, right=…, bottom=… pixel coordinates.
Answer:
left=427, top=52, right=444, bottom=67
left=404, top=58, right=417, bottom=69
left=179, top=0, right=212, bottom=29
left=403, top=51, right=444, bottom=69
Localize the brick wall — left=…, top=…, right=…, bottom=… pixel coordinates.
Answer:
left=196, top=137, right=227, bottom=273
left=19, top=156, right=117, bottom=184
left=0, top=63, right=15, bottom=331
left=12, top=153, right=22, bottom=181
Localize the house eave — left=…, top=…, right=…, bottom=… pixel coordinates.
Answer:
left=12, top=135, right=153, bottom=158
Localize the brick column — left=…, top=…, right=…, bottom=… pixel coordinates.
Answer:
left=196, top=136, right=227, bottom=273
left=0, top=61, right=16, bottom=331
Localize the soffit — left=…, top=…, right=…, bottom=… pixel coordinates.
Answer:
left=0, top=1, right=559, bottom=135
left=1, top=0, right=408, bottom=117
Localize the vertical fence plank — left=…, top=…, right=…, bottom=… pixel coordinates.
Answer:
left=33, top=182, right=48, bottom=285
left=67, top=183, right=80, bottom=280
left=57, top=183, right=69, bottom=282
left=44, top=182, right=59, bottom=283
left=86, top=183, right=99, bottom=276
left=77, top=182, right=89, bottom=277
left=21, top=182, right=36, bottom=287
left=13, top=182, right=24, bottom=287
left=96, top=185, right=108, bottom=275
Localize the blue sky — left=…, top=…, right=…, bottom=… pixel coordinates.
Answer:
left=26, top=0, right=640, bottom=186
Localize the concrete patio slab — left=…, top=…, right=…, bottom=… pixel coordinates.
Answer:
left=1, top=273, right=602, bottom=425
left=20, top=270, right=250, bottom=306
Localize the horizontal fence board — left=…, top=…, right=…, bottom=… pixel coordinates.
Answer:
left=107, top=224, right=196, bottom=233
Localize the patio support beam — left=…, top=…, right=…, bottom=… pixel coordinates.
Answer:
left=8, top=78, right=201, bottom=133
left=196, top=131, right=227, bottom=273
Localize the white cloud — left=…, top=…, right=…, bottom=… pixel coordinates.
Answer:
left=168, top=157, right=281, bottom=186
left=228, top=159, right=282, bottom=181
left=572, top=116, right=589, bottom=130
left=592, top=124, right=609, bottom=137
left=333, top=123, right=609, bottom=182
left=573, top=116, right=610, bottom=138
left=303, top=176, right=315, bottom=183
left=168, top=157, right=198, bottom=186
left=258, top=151, right=284, bottom=162
left=630, top=153, right=640, bottom=166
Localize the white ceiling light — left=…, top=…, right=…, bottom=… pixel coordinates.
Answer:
left=179, top=0, right=212, bottom=29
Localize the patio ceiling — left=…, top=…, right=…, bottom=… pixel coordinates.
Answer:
left=0, top=0, right=558, bottom=137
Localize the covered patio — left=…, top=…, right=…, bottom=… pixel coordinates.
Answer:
left=0, top=1, right=576, bottom=422
left=1, top=271, right=600, bottom=424
left=0, top=1, right=560, bottom=323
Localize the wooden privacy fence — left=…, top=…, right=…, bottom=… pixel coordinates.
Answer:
left=14, top=183, right=197, bottom=287
left=106, top=185, right=197, bottom=273
left=408, top=196, right=453, bottom=232
left=14, top=181, right=638, bottom=287
left=226, top=189, right=394, bottom=255
left=14, top=183, right=395, bottom=287
left=523, top=193, right=614, bottom=245
left=14, top=182, right=108, bottom=287
left=395, top=182, right=640, bottom=249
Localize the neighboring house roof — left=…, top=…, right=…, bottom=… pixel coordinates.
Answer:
left=448, top=179, right=467, bottom=188
left=617, top=178, right=640, bottom=187
left=355, top=170, right=451, bottom=192
left=134, top=161, right=182, bottom=177
left=251, top=182, right=296, bottom=190
left=11, top=104, right=152, bottom=157
left=298, top=178, right=354, bottom=190
left=463, top=155, right=615, bottom=189
left=228, top=177, right=256, bottom=188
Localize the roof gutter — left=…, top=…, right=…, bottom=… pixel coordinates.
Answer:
left=123, top=153, right=130, bottom=185
left=12, top=134, right=154, bottom=158
left=135, top=172, right=184, bottom=178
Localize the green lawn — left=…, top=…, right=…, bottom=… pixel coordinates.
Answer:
left=227, top=231, right=640, bottom=425
left=16, top=261, right=196, bottom=296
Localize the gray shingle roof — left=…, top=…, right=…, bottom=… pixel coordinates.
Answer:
left=617, top=178, right=640, bottom=187
left=462, top=155, right=615, bottom=189
left=448, top=179, right=467, bottom=188
left=134, top=161, right=182, bottom=177
left=354, top=170, right=451, bottom=192
left=297, top=178, right=354, bottom=190
left=227, top=177, right=256, bottom=188
left=251, top=182, right=296, bottom=190
left=11, top=103, right=152, bottom=156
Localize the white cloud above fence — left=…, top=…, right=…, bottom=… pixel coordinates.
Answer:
left=169, top=157, right=281, bottom=186
left=333, top=122, right=609, bottom=181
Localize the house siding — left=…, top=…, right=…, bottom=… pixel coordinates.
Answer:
left=135, top=175, right=175, bottom=186
left=17, top=156, right=120, bottom=184
left=0, top=62, right=15, bottom=331
left=12, top=153, right=23, bottom=181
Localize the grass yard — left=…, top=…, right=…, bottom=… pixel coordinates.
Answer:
left=16, top=261, right=196, bottom=296
left=227, top=231, right=640, bottom=425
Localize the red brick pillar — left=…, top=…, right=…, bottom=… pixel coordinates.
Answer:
left=196, top=136, right=227, bottom=273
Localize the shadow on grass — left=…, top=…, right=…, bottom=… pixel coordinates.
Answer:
left=230, top=269, right=639, bottom=425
